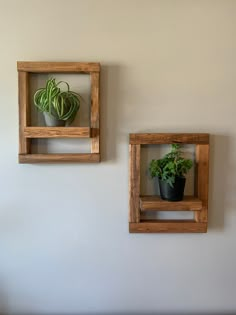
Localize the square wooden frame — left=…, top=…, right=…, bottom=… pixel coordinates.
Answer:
left=129, top=133, right=209, bottom=233
left=17, top=61, right=100, bottom=163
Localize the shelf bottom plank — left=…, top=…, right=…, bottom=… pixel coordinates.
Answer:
left=129, top=221, right=207, bottom=233
left=19, top=153, right=100, bottom=163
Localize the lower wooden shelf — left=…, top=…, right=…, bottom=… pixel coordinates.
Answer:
left=129, top=221, right=207, bottom=233
left=140, top=196, right=203, bottom=211
left=129, top=132, right=209, bottom=233
left=19, top=153, right=100, bottom=163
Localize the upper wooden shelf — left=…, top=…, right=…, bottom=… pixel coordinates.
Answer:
left=24, top=127, right=91, bottom=138
left=18, top=61, right=100, bottom=163
left=140, top=196, right=203, bottom=211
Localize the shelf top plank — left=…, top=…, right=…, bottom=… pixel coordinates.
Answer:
left=140, top=196, right=203, bottom=211
left=17, top=62, right=100, bottom=73
left=130, top=133, right=209, bottom=145
left=24, top=127, right=91, bottom=138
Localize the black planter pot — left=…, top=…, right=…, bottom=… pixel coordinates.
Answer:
left=158, top=177, right=186, bottom=201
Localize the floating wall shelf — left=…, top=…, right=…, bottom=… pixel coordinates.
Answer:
left=17, top=61, right=100, bottom=163
left=129, top=133, right=209, bottom=233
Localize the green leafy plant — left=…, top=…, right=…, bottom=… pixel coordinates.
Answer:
left=34, top=78, right=81, bottom=124
left=149, top=144, right=193, bottom=187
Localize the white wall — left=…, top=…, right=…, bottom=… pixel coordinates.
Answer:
left=0, top=0, right=236, bottom=313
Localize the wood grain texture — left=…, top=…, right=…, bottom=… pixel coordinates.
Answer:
left=130, top=133, right=209, bottom=145
left=195, top=144, right=209, bottom=223
left=90, top=72, right=100, bottom=154
left=140, top=196, right=202, bottom=211
left=18, top=71, right=30, bottom=154
left=17, top=62, right=100, bottom=73
left=129, top=222, right=207, bottom=233
left=19, top=153, right=100, bottom=163
left=129, top=144, right=141, bottom=223
left=24, top=127, right=91, bottom=138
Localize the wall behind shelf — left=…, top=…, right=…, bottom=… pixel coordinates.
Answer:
left=0, top=0, right=236, bottom=314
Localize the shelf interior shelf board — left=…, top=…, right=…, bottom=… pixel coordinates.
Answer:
left=24, top=127, right=91, bottom=138
left=140, top=196, right=203, bottom=211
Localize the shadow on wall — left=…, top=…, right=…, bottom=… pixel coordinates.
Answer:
left=5, top=312, right=234, bottom=315
left=0, top=284, right=8, bottom=315
left=88, top=313, right=236, bottom=315
left=208, top=134, right=231, bottom=231
left=100, top=63, right=123, bottom=163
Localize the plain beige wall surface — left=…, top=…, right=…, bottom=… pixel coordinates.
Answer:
left=0, top=0, right=236, bottom=313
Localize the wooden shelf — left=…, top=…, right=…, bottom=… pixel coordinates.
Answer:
left=129, top=221, right=207, bottom=233
left=24, top=127, right=91, bottom=138
left=140, top=196, right=203, bottom=211
left=19, top=153, right=100, bottom=163
left=18, top=61, right=100, bottom=163
left=129, top=133, right=210, bottom=233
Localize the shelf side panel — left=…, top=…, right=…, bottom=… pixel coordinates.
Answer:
left=90, top=72, right=100, bottom=155
left=129, top=144, right=141, bottom=223
left=195, top=144, right=209, bottom=223
left=18, top=71, right=31, bottom=154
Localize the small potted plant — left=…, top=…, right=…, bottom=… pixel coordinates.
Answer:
left=149, top=144, right=193, bottom=201
left=34, top=78, right=81, bottom=126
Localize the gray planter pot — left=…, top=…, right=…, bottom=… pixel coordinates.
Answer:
left=158, top=176, right=186, bottom=201
left=43, top=112, right=65, bottom=127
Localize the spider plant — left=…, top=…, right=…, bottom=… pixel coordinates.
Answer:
left=34, top=78, right=81, bottom=124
